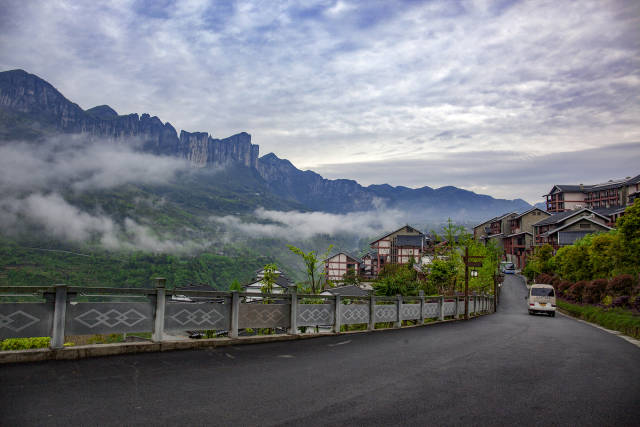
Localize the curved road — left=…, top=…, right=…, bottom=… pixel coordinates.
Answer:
left=1, top=275, right=639, bottom=426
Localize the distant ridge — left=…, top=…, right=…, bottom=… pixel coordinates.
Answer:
left=0, top=68, right=531, bottom=220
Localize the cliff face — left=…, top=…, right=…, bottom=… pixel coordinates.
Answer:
left=0, top=69, right=258, bottom=167
left=0, top=68, right=533, bottom=219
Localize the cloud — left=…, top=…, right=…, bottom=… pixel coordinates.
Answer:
left=0, top=135, right=206, bottom=252
left=210, top=205, right=407, bottom=240
left=0, top=192, right=201, bottom=253
left=313, top=142, right=640, bottom=203
left=0, top=135, right=190, bottom=195
left=0, top=0, right=638, bottom=201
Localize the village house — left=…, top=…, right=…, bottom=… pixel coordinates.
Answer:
left=503, top=208, right=551, bottom=268
left=532, top=208, right=611, bottom=249
left=473, top=212, right=519, bottom=250
left=369, top=225, right=430, bottom=276
left=324, top=252, right=362, bottom=283
left=242, top=267, right=296, bottom=299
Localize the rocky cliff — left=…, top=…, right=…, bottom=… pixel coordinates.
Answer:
left=0, top=68, right=532, bottom=219
left=0, top=69, right=258, bottom=167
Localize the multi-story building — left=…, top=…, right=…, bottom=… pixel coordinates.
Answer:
left=324, top=252, right=362, bottom=283
left=532, top=208, right=611, bottom=249
left=369, top=225, right=430, bottom=276
left=544, top=174, right=640, bottom=213
left=473, top=212, right=519, bottom=250
left=503, top=208, right=551, bottom=268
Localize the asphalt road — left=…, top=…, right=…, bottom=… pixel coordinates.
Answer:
left=2, top=275, right=639, bottom=426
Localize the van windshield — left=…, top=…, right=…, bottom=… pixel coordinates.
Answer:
left=531, top=288, right=555, bottom=297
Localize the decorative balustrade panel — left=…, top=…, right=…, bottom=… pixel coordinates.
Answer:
left=374, top=304, right=397, bottom=322
left=297, top=304, right=334, bottom=327
left=400, top=303, right=421, bottom=321
left=165, top=303, right=230, bottom=331
left=444, top=301, right=456, bottom=316
left=341, top=304, right=369, bottom=325
left=65, top=302, right=153, bottom=335
left=424, top=302, right=440, bottom=319
left=239, top=304, right=290, bottom=329
left=0, top=303, right=53, bottom=339
left=457, top=300, right=466, bottom=315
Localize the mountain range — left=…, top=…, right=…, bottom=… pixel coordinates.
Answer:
left=0, top=69, right=531, bottom=220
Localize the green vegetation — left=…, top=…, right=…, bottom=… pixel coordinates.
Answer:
left=0, top=337, right=51, bottom=350
left=524, top=200, right=640, bottom=283
left=557, top=300, right=640, bottom=339
left=287, top=244, right=333, bottom=293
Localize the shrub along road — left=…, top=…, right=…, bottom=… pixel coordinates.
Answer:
left=1, top=275, right=639, bottom=426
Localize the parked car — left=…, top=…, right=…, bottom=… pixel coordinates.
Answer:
left=526, top=284, right=556, bottom=317
left=500, top=261, right=516, bottom=274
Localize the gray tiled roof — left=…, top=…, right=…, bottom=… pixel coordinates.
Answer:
left=396, top=235, right=428, bottom=247
left=323, top=285, right=370, bottom=297
left=532, top=209, right=604, bottom=227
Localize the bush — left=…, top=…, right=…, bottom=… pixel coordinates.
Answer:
left=567, top=280, right=588, bottom=302
left=558, top=280, right=573, bottom=296
left=584, top=279, right=608, bottom=304
left=535, top=273, right=554, bottom=284
left=612, top=295, right=630, bottom=308
left=607, top=274, right=636, bottom=297
left=1, top=337, right=50, bottom=351
left=557, top=300, right=640, bottom=339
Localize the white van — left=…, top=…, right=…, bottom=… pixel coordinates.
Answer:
left=527, top=284, right=556, bottom=317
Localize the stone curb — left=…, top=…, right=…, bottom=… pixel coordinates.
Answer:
left=0, top=312, right=493, bottom=364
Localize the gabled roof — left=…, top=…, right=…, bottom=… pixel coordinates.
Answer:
left=321, top=285, right=370, bottom=297
left=244, top=275, right=296, bottom=289
left=543, top=216, right=612, bottom=237
left=370, top=225, right=423, bottom=245
left=491, top=212, right=519, bottom=222
left=533, top=208, right=608, bottom=227
left=627, top=174, right=640, bottom=184
left=505, top=231, right=533, bottom=238
left=512, top=207, right=550, bottom=220
left=395, top=235, right=428, bottom=247
left=325, top=251, right=362, bottom=264
left=174, top=283, right=217, bottom=292
left=547, top=184, right=589, bottom=195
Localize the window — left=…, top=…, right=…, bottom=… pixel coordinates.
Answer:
left=531, top=287, right=555, bottom=297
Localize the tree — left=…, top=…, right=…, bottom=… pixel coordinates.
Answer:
left=616, top=199, right=640, bottom=275
left=342, top=268, right=359, bottom=286
left=287, top=244, right=333, bottom=294
left=229, top=279, right=243, bottom=292
left=260, top=263, right=279, bottom=295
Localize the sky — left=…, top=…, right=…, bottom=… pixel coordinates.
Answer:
left=1, top=0, right=639, bottom=204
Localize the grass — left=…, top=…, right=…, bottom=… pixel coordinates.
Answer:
left=557, top=299, right=640, bottom=339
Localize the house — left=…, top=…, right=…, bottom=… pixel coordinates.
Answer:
left=532, top=208, right=611, bottom=249
left=320, top=285, right=371, bottom=297
left=544, top=174, right=640, bottom=213
left=475, top=212, right=519, bottom=250
left=369, top=225, right=430, bottom=275
left=503, top=208, right=551, bottom=268
left=242, top=268, right=296, bottom=298
left=324, top=252, right=362, bottom=283
left=360, top=251, right=378, bottom=278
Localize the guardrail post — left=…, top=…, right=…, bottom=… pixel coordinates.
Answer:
left=334, top=295, right=341, bottom=333
left=395, top=295, right=402, bottom=328
left=368, top=295, right=376, bottom=331
left=418, top=291, right=425, bottom=325
left=289, top=288, right=298, bottom=335
left=50, top=284, right=68, bottom=349
left=439, top=295, right=445, bottom=321
left=230, top=291, right=239, bottom=338
left=152, top=278, right=166, bottom=342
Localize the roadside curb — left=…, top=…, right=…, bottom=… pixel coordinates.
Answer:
left=0, top=312, right=494, bottom=364
left=556, top=308, right=640, bottom=349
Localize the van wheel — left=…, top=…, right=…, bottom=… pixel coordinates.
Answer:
left=528, top=310, right=533, bottom=315
left=550, top=312, right=555, bottom=317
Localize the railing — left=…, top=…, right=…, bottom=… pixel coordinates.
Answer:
left=0, top=281, right=496, bottom=349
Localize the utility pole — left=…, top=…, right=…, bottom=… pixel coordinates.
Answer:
left=463, top=246, right=484, bottom=320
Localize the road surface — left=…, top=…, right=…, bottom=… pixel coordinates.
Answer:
left=1, top=275, right=639, bottom=426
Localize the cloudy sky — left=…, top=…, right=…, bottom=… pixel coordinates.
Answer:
left=1, top=0, right=639, bottom=203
